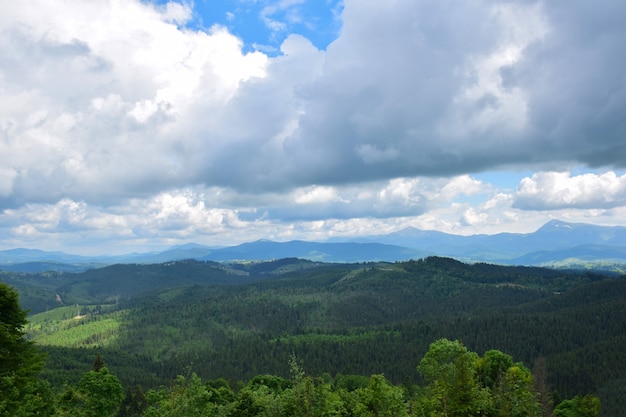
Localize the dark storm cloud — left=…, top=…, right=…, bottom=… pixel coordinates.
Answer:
left=501, top=0, right=626, bottom=168
left=174, top=0, right=626, bottom=194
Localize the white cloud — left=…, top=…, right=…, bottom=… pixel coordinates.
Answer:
left=3, top=0, right=626, bottom=203
left=461, top=208, right=489, bottom=226
left=159, top=1, right=193, bottom=25
left=260, top=0, right=306, bottom=34
left=439, top=175, right=488, bottom=201
left=482, top=193, right=513, bottom=211
left=2, top=171, right=626, bottom=254
left=0, top=0, right=268, bottom=207
left=514, top=171, right=626, bottom=210
left=2, top=0, right=626, bottom=252
left=294, top=186, right=344, bottom=205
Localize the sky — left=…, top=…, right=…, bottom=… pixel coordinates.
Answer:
left=1, top=0, right=626, bottom=255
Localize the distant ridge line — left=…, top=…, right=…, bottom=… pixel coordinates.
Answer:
left=2, top=220, right=626, bottom=272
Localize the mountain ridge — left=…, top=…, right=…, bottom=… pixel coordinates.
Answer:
left=2, top=220, right=626, bottom=272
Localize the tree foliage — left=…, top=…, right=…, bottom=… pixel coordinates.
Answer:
left=417, top=339, right=542, bottom=417
left=553, top=395, right=601, bottom=417
left=0, top=282, right=53, bottom=417
left=3, top=257, right=620, bottom=414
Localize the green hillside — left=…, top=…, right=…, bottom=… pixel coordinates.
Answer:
left=3, top=257, right=625, bottom=415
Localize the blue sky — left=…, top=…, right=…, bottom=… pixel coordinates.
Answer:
left=192, top=0, right=343, bottom=54
left=153, top=0, right=343, bottom=54
left=1, top=0, right=626, bottom=254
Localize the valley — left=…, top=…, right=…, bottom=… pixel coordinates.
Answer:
left=3, top=256, right=625, bottom=415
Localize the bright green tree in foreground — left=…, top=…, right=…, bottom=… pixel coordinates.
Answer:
left=79, top=366, right=124, bottom=417
left=115, top=337, right=600, bottom=417
left=417, top=338, right=543, bottom=417
left=417, top=338, right=492, bottom=416
left=55, top=359, right=124, bottom=417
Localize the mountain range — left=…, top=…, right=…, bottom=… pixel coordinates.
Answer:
left=2, top=220, right=626, bottom=272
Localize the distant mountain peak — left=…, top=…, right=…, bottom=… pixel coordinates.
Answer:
left=538, top=219, right=574, bottom=231
left=3, top=220, right=626, bottom=271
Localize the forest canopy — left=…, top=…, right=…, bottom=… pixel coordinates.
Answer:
left=2, top=257, right=624, bottom=415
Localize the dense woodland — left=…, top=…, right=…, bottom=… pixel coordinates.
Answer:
left=2, top=256, right=625, bottom=416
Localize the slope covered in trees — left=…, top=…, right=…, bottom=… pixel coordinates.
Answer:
left=2, top=257, right=625, bottom=415
left=0, top=289, right=603, bottom=417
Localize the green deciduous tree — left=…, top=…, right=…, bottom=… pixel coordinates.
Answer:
left=478, top=349, right=514, bottom=390
left=479, top=350, right=540, bottom=417
left=143, top=373, right=226, bottom=417
left=75, top=366, right=124, bottom=417
left=353, top=374, right=408, bottom=417
left=494, top=365, right=540, bottom=417
left=230, top=382, right=289, bottom=417
left=417, top=339, right=491, bottom=417
left=280, top=354, right=343, bottom=417
left=417, top=340, right=547, bottom=417
left=552, top=395, right=600, bottom=417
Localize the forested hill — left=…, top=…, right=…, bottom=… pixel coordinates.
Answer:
left=2, top=258, right=321, bottom=313
left=3, top=257, right=626, bottom=415
left=0, top=256, right=602, bottom=314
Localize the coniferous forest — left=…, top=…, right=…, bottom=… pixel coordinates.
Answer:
left=2, top=256, right=625, bottom=416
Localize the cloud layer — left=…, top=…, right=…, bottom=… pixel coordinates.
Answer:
left=1, top=0, right=625, bottom=253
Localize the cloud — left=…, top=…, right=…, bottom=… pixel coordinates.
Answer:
left=0, top=168, right=17, bottom=197
left=260, top=0, right=306, bottom=33
left=281, top=0, right=625, bottom=185
left=513, top=171, right=626, bottom=210
left=261, top=175, right=490, bottom=222
left=501, top=1, right=626, bottom=167
left=1, top=0, right=626, bottom=251
left=0, top=174, right=491, bottom=251
left=3, top=0, right=625, bottom=204
left=0, top=0, right=267, bottom=207
left=277, top=0, right=545, bottom=184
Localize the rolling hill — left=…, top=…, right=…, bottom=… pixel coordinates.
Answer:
left=7, top=257, right=624, bottom=415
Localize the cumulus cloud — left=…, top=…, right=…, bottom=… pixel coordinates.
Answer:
left=215, top=0, right=625, bottom=190
left=514, top=171, right=626, bottom=210
left=0, top=0, right=267, bottom=207
left=1, top=0, right=626, bottom=251
left=3, top=0, right=626, bottom=202
left=0, top=174, right=492, bottom=252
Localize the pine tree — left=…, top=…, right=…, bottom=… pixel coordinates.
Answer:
left=0, top=283, right=53, bottom=417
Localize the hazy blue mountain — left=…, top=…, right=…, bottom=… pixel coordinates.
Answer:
left=511, top=244, right=626, bottom=265
left=2, top=220, right=626, bottom=271
left=0, top=244, right=219, bottom=272
left=351, top=220, right=626, bottom=264
left=200, top=240, right=423, bottom=263
left=109, top=243, right=217, bottom=264
left=0, top=262, right=92, bottom=273
left=0, top=248, right=95, bottom=264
